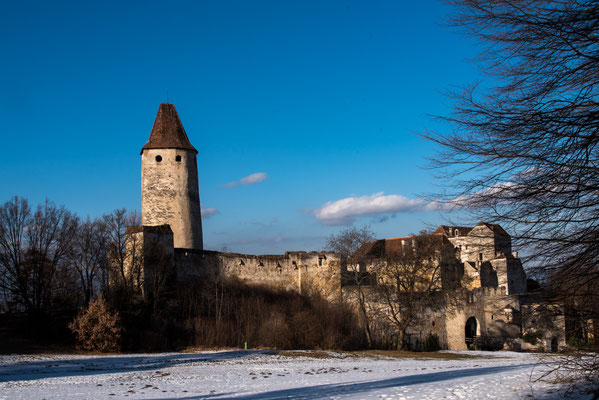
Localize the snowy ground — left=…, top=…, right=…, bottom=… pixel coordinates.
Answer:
left=0, top=349, right=591, bottom=399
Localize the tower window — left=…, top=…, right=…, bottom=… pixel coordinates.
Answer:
left=176, top=155, right=182, bottom=162
left=155, top=155, right=162, bottom=162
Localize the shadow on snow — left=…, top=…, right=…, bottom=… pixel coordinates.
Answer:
left=152, top=363, right=537, bottom=400
left=0, top=350, right=272, bottom=382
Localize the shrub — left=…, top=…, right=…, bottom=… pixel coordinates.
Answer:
left=567, top=336, right=588, bottom=350
left=176, top=278, right=365, bottom=350
left=69, top=297, right=121, bottom=352
left=523, top=330, right=544, bottom=345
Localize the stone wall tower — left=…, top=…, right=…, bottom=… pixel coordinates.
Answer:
left=140, top=103, right=203, bottom=250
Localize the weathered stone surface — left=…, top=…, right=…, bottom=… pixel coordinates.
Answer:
left=128, top=102, right=558, bottom=352
left=141, top=148, right=203, bottom=250
left=175, top=250, right=341, bottom=301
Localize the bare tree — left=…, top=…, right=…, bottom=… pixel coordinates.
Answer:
left=69, top=217, right=109, bottom=305
left=326, top=226, right=375, bottom=258
left=425, top=0, right=599, bottom=350
left=422, top=0, right=599, bottom=384
left=102, top=209, right=141, bottom=290
left=326, top=226, right=376, bottom=346
left=0, top=197, right=77, bottom=316
left=371, top=233, right=458, bottom=350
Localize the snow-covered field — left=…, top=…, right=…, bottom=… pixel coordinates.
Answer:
left=0, top=350, right=590, bottom=399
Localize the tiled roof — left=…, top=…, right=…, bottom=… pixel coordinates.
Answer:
left=351, top=234, right=449, bottom=261
left=141, top=103, right=197, bottom=154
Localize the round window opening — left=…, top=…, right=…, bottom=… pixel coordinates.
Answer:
left=176, top=155, right=182, bottom=162
left=155, top=155, right=162, bottom=162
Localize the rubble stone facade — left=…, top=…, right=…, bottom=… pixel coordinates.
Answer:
left=128, top=103, right=562, bottom=351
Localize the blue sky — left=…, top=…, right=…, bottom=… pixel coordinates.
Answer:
left=0, top=1, right=483, bottom=253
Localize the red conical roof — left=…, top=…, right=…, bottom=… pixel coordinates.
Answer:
left=141, top=103, right=197, bottom=154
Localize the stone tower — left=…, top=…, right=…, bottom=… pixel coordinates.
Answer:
left=140, top=103, right=203, bottom=250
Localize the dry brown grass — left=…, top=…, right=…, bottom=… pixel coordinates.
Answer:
left=359, top=350, right=481, bottom=360
left=277, top=351, right=345, bottom=359
left=276, top=349, right=483, bottom=360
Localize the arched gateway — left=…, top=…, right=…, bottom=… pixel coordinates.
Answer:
left=465, top=317, right=478, bottom=350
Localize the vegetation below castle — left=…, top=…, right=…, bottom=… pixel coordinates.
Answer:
left=0, top=195, right=366, bottom=352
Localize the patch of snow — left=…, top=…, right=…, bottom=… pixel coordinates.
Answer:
left=0, top=350, right=592, bottom=399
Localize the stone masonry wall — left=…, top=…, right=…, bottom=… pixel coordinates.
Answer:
left=141, top=148, right=203, bottom=250
left=175, top=249, right=342, bottom=301
left=444, top=287, right=522, bottom=350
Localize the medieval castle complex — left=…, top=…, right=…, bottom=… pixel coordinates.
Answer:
left=127, top=103, right=566, bottom=352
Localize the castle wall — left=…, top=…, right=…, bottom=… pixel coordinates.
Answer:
left=459, top=224, right=498, bottom=263
left=125, top=226, right=175, bottom=293
left=141, top=148, right=203, bottom=250
left=340, top=284, right=523, bottom=350
left=520, top=302, right=567, bottom=351
left=505, top=258, right=527, bottom=294
left=444, top=287, right=522, bottom=350
left=175, top=249, right=341, bottom=300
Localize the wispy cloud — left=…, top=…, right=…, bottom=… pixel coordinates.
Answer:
left=220, top=172, right=268, bottom=188
left=210, top=234, right=327, bottom=254
left=314, top=192, right=449, bottom=226
left=201, top=205, right=219, bottom=218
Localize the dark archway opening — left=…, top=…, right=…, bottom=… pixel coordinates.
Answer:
left=465, top=317, right=477, bottom=350
left=551, top=337, right=558, bottom=352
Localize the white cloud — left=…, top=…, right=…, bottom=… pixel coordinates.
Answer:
left=313, top=183, right=524, bottom=226
left=201, top=205, right=219, bottom=218
left=220, top=172, right=268, bottom=188
left=241, top=172, right=268, bottom=185
left=314, top=192, right=450, bottom=225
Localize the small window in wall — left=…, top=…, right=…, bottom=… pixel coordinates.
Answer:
left=176, top=155, right=182, bottom=162
left=318, top=258, right=323, bottom=266
left=505, top=309, right=513, bottom=322
left=155, top=155, right=162, bottom=162
left=479, top=253, right=483, bottom=261
left=432, top=321, right=436, bottom=327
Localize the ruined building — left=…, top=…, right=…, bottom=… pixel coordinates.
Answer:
left=348, top=224, right=544, bottom=350
left=127, top=103, right=565, bottom=351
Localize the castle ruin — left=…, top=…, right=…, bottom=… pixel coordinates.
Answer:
left=127, top=103, right=566, bottom=351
